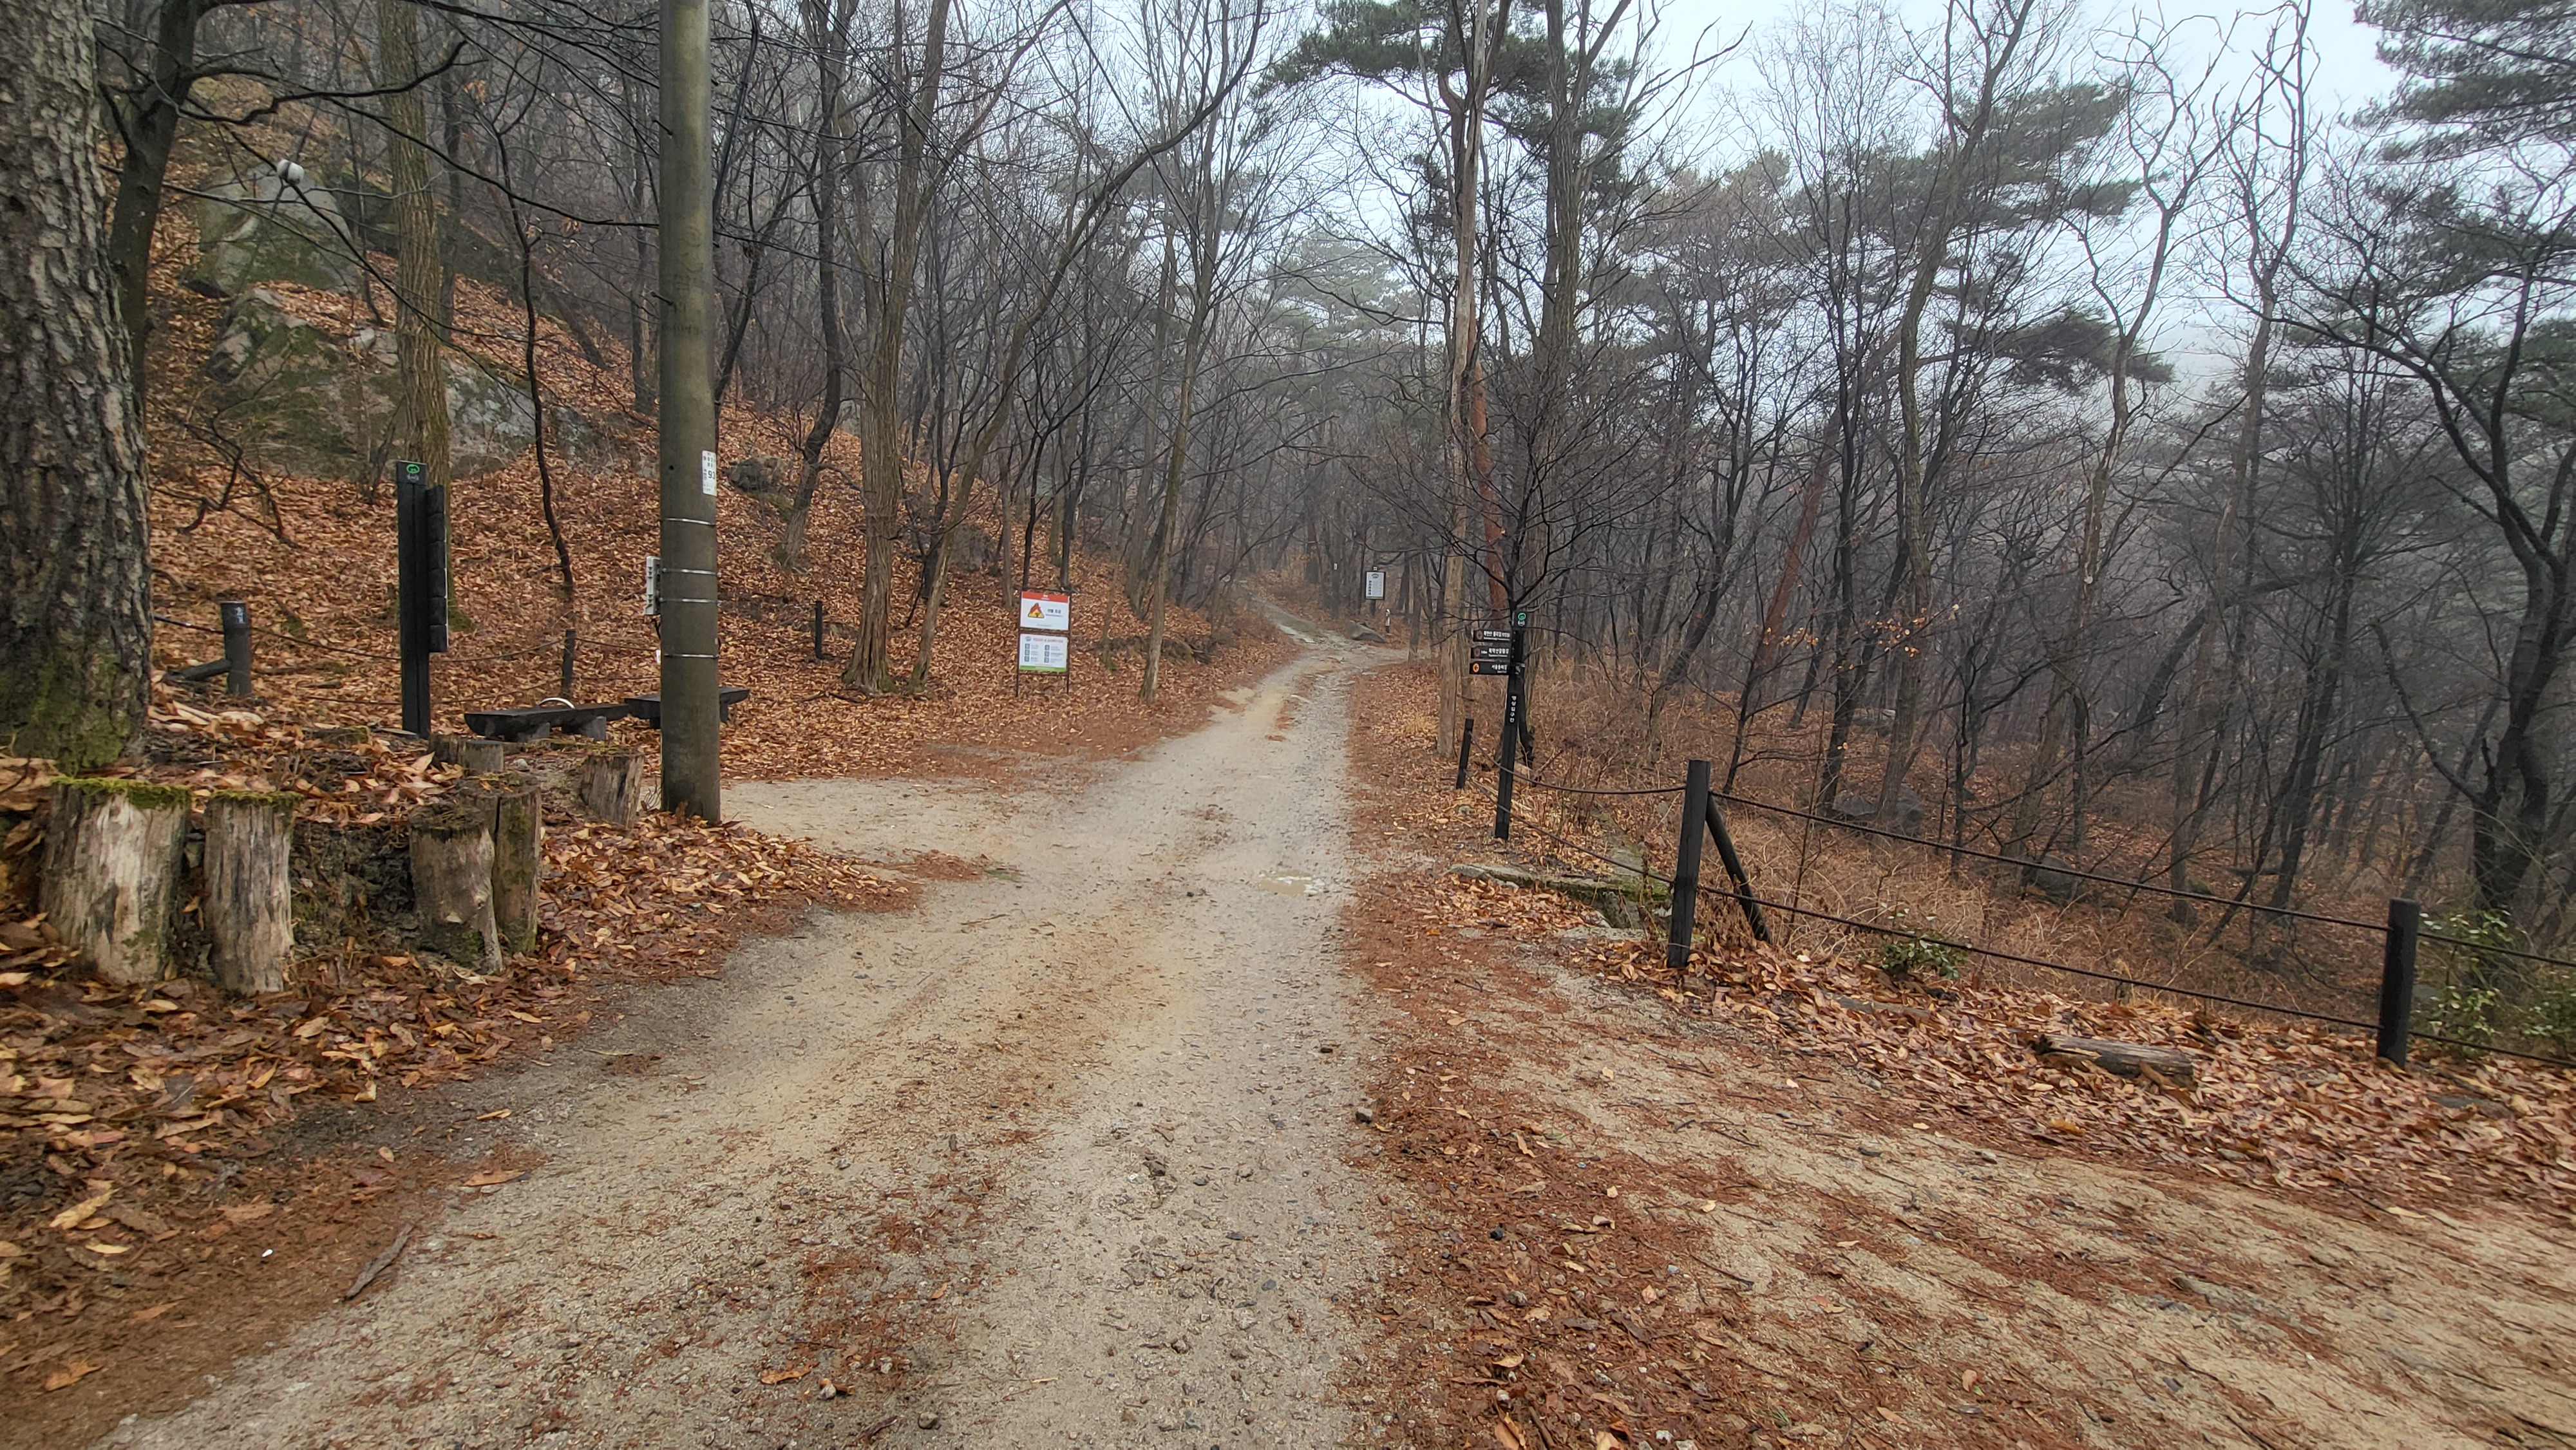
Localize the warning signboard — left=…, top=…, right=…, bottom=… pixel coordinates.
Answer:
left=1018, top=633, right=1068, bottom=672
left=1364, top=570, right=1386, bottom=600
left=1019, top=592, right=1070, bottom=632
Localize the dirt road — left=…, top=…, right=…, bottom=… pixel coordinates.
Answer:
left=97, top=637, right=1395, bottom=1449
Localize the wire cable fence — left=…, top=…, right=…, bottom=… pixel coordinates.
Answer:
left=1462, top=758, right=2576, bottom=1074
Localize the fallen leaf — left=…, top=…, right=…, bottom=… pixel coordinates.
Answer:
left=2045, top=1119, right=2087, bottom=1136
left=49, top=1188, right=112, bottom=1231
left=761, top=1364, right=810, bottom=1384
left=463, top=1169, right=526, bottom=1187
left=43, top=1359, right=102, bottom=1391
left=221, top=1203, right=276, bottom=1223
left=1494, top=1421, right=1527, bottom=1449
left=128, top=1303, right=179, bottom=1324
left=475, top=1109, right=512, bottom=1121
left=81, top=1241, right=132, bottom=1256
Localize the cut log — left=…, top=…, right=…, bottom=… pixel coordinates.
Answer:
left=486, top=775, right=542, bottom=954
left=2032, top=1033, right=2198, bottom=1087
left=577, top=746, right=648, bottom=826
left=430, top=734, right=507, bottom=775
left=204, top=790, right=297, bottom=994
left=408, top=795, right=500, bottom=974
left=39, top=778, right=191, bottom=984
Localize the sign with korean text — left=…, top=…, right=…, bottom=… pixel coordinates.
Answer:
left=1018, top=633, right=1068, bottom=673
left=1020, top=592, right=1071, bottom=632
left=1364, top=570, right=1386, bottom=600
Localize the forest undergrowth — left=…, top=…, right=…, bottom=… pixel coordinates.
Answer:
left=1376, top=660, right=2576, bottom=1219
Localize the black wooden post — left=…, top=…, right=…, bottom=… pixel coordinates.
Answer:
left=560, top=628, right=578, bottom=697
left=1493, top=625, right=1525, bottom=840
left=1453, top=717, right=1475, bottom=790
left=1707, top=798, right=1772, bottom=943
left=2378, top=897, right=2421, bottom=1066
left=1668, top=758, right=1710, bottom=970
left=813, top=600, right=825, bottom=659
left=218, top=601, right=251, bottom=698
left=395, top=461, right=447, bottom=737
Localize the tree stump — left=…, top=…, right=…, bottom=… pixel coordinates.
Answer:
left=578, top=747, right=647, bottom=826
left=486, top=775, right=542, bottom=954
left=39, top=778, right=190, bottom=984
left=204, top=790, right=296, bottom=994
left=408, top=795, right=499, bottom=974
left=431, top=734, right=506, bottom=775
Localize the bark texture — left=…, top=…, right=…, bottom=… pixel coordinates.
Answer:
left=376, top=0, right=453, bottom=487
left=0, top=5, right=154, bottom=769
left=41, top=778, right=190, bottom=985
left=205, top=790, right=298, bottom=995
left=578, top=746, right=649, bottom=825
left=409, top=795, right=500, bottom=973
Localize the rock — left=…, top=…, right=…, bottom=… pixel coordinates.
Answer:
left=191, top=173, right=362, bottom=296
left=203, top=288, right=538, bottom=482
left=916, top=1410, right=940, bottom=1429
left=2027, top=855, right=2085, bottom=905
left=1827, top=789, right=1927, bottom=832
left=725, top=455, right=790, bottom=494
left=1352, top=1106, right=1374, bottom=1124
left=1345, top=621, right=1387, bottom=643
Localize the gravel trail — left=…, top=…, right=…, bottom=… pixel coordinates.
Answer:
left=99, top=637, right=1392, bottom=1449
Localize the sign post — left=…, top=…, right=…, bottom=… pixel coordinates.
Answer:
left=394, top=459, right=446, bottom=737
left=1018, top=590, right=1070, bottom=692
left=1489, top=615, right=1526, bottom=840
left=1364, top=569, right=1385, bottom=616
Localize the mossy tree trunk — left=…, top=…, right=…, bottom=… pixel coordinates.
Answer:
left=0, top=5, right=154, bottom=770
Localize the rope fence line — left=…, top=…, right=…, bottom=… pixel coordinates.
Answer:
left=1708, top=787, right=2392, bottom=935
left=1700, top=785, right=2576, bottom=977
left=158, top=611, right=660, bottom=670
left=1468, top=777, right=2576, bottom=1073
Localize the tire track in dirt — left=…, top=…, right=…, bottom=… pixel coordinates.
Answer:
left=95, top=641, right=1396, bottom=1449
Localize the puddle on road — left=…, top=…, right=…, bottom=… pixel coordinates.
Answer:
left=1257, top=874, right=1325, bottom=896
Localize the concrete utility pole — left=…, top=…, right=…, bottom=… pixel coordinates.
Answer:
left=658, top=0, right=721, bottom=819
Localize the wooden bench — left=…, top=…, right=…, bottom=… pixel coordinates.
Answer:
left=464, top=701, right=632, bottom=743
left=622, top=688, right=750, bottom=729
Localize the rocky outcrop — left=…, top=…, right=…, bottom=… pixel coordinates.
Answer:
left=202, top=289, right=538, bottom=481
left=191, top=173, right=362, bottom=296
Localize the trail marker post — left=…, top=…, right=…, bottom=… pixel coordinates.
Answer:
left=1454, top=717, right=1475, bottom=791
left=1490, top=617, right=1526, bottom=840
left=395, top=459, right=447, bottom=737
left=219, top=600, right=251, bottom=699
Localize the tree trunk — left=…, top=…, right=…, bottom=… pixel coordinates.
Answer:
left=0, top=4, right=155, bottom=771
left=377, top=1, right=453, bottom=494
left=105, top=0, right=211, bottom=378
left=782, top=0, right=853, bottom=570
left=409, top=795, right=500, bottom=974
left=41, top=778, right=190, bottom=985
left=205, top=790, right=297, bottom=995
left=846, top=0, right=952, bottom=694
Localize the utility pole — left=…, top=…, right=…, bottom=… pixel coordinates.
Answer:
left=658, top=0, right=721, bottom=820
